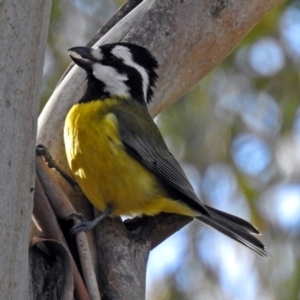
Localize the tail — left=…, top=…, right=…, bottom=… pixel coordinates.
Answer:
left=197, top=206, right=268, bottom=258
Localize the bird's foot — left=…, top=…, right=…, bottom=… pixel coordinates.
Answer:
left=69, top=205, right=113, bottom=234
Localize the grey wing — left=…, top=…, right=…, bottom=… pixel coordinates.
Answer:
left=114, top=106, right=210, bottom=216
left=113, top=105, right=269, bottom=257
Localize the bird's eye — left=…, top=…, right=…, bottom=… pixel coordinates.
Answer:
left=106, top=55, right=117, bottom=63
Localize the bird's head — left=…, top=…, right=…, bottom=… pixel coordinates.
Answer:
left=68, top=43, right=158, bottom=105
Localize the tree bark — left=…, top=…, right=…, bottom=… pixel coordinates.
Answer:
left=0, top=0, right=51, bottom=299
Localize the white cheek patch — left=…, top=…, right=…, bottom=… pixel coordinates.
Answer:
left=92, top=48, right=103, bottom=60
left=93, top=64, right=129, bottom=97
left=112, top=46, right=149, bottom=102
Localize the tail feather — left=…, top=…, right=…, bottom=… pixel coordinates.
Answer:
left=204, top=206, right=260, bottom=234
left=197, top=206, right=268, bottom=258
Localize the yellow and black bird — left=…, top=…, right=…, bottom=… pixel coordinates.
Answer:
left=64, top=43, right=267, bottom=257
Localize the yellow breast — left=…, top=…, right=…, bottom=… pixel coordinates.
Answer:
left=64, top=98, right=198, bottom=217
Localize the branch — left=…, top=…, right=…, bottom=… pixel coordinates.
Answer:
left=37, top=0, right=286, bottom=166
left=125, top=214, right=192, bottom=249
left=87, top=0, right=143, bottom=47
left=33, top=176, right=90, bottom=300
left=94, top=214, right=151, bottom=300
left=35, top=156, right=100, bottom=299
left=37, top=0, right=286, bottom=298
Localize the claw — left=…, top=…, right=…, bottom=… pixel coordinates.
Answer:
left=68, top=213, right=85, bottom=222
left=69, top=205, right=113, bottom=235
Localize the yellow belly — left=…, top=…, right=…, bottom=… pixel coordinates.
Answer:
left=64, top=100, right=197, bottom=217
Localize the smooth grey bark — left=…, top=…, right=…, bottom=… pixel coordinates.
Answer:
left=0, top=0, right=51, bottom=299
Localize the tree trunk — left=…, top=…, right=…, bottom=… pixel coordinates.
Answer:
left=0, top=0, right=51, bottom=299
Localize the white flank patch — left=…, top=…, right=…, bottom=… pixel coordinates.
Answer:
left=92, top=48, right=103, bottom=60
left=93, top=64, right=129, bottom=97
left=112, top=45, right=149, bottom=102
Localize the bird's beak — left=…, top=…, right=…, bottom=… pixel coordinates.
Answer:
left=68, top=47, right=96, bottom=71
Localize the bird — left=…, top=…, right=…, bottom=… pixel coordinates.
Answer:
left=64, top=42, right=268, bottom=257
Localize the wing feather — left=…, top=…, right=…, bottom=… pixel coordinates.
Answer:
left=113, top=104, right=209, bottom=216
left=110, top=102, right=268, bottom=257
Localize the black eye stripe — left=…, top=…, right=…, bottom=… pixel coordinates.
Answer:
left=106, top=55, right=117, bottom=63
left=84, top=43, right=158, bottom=104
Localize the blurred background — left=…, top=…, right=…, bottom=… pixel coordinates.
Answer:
left=42, top=0, right=300, bottom=299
